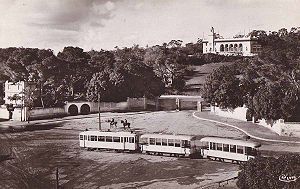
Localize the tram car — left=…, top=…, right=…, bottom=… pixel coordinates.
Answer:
left=79, top=131, right=139, bottom=152
left=199, top=137, right=261, bottom=163
left=79, top=131, right=262, bottom=162
left=139, top=134, right=197, bottom=157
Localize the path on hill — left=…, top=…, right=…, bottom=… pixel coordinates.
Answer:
left=184, top=62, right=234, bottom=95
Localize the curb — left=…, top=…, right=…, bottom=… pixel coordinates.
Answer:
left=192, top=111, right=300, bottom=144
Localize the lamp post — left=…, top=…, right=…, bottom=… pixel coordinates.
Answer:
left=98, top=93, right=101, bottom=130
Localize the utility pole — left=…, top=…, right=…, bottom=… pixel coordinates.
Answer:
left=98, top=93, right=101, bottom=130
left=56, top=167, right=59, bottom=189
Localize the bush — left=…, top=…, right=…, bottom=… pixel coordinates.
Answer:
left=237, top=155, right=300, bottom=189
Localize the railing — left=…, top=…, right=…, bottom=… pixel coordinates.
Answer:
left=199, top=176, right=238, bottom=189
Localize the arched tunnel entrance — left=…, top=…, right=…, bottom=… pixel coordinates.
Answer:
left=68, top=104, right=79, bottom=116
left=80, top=104, right=91, bottom=115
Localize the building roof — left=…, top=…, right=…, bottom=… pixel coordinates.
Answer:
left=79, top=130, right=136, bottom=137
left=203, top=37, right=256, bottom=43
left=200, top=137, right=261, bottom=148
left=140, top=133, right=195, bottom=141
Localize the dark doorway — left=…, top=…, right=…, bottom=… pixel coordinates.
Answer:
left=80, top=104, right=90, bottom=115
left=68, top=105, right=79, bottom=116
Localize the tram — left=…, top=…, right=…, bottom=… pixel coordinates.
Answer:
left=79, top=131, right=139, bottom=151
left=199, top=137, right=261, bottom=163
left=140, top=134, right=197, bottom=157
left=79, top=130, right=261, bottom=163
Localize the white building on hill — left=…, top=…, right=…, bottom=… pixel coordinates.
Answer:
left=203, top=27, right=262, bottom=56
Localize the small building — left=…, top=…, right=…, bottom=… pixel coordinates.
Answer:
left=202, top=27, right=262, bottom=56
left=4, top=81, right=25, bottom=106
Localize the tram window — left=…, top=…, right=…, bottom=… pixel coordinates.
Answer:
left=217, top=143, right=222, bottom=151
left=88, top=136, right=91, bottom=141
left=246, top=147, right=257, bottom=156
left=162, top=139, right=167, bottom=146
left=175, top=140, right=181, bottom=147
left=230, top=145, right=236, bottom=153
left=91, top=136, right=97, bottom=141
left=140, top=137, right=148, bottom=144
left=223, top=144, right=229, bottom=152
left=121, top=137, right=123, bottom=143
left=124, top=137, right=129, bottom=142
left=106, top=136, right=112, bottom=142
left=168, top=139, right=174, bottom=146
left=210, top=142, right=216, bottom=150
left=129, top=137, right=134, bottom=143
left=237, top=146, right=243, bottom=154
left=113, top=137, right=120, bottom=142
left=201, top=142, right=209, bottom=150
left=156, top=138, right=162, bottom=145
left=80, top=135, right=83, bottom=140
left=98, top=136, right=105, bottom=141
left=182, top=140, right=190, bottom=148
left=84, top=135, right=87, bottom=140
left=150, top=138, right=155, bottom=145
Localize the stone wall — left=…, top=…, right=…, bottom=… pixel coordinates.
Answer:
left=211, top=106, right=247, bottom=121
left=27, top=107, right=66, bottom=120
left=127, top=97, right=146, bottom=110
left=0, top=106, right=26, bottom=121
left=1, top=96, right=202, bottom=121
left=180, top=100, right=198, bottom=110
left=157, top=98, right=177, bottom=110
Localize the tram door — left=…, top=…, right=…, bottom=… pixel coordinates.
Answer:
left=83, top=135, right=86, bottom=148
left=123, top=137, right=129, bottom=150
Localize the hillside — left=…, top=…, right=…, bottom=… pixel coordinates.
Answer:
left=183, top=62, right=234, bottom=96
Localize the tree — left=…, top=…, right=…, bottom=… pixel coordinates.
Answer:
left=57, top=46, right=91, bottom=100
left=144, top=43, right=188, bottom=92
left=7, top=94, right=22, bottom=106
left=202, top=64, right=243, bottom=109
left=86, top=45, right=165, bottom=102
left=237, top=155, right=300, bottom=189
left=3, top=48, right=64, bottom=107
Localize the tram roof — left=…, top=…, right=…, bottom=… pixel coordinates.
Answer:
left=79, top=130, right=136, bottom=137
left=200, top=137, right=261, bottom=148
left=141, top=133, right=195, bottom=141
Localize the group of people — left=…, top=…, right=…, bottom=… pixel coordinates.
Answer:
left=108, top=118, right=130, bottom=129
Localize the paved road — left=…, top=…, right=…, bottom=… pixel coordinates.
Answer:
left=193, top=111, right=300, bottom=143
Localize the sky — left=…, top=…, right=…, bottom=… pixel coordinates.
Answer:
left=0, top=0, right=299, bottom=53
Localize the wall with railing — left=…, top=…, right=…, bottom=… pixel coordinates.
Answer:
left=1, top=96, right=202, bottom=121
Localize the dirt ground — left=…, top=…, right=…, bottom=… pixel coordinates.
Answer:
left=0, top=111, right=297, bottom=188
left=0, top=111, right=242, bottom=189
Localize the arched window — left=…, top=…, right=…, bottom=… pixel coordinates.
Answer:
left=220, top=44, right=224, bottom=52
left=225, top=44, right=228, bottom=52
left=234, top=44, right=238, bottom=52
left=229, top=44, right=233, bottom=52
left=239, top=44, right=243, bottom=52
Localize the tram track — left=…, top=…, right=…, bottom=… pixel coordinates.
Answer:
left=0, top=132, right=51, bottom=188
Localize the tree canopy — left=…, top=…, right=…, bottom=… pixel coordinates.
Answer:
left=237, top=154, right=300, bottom=189
left=1, top=38, right=209, bottom=106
